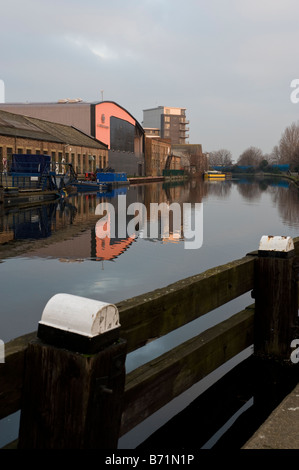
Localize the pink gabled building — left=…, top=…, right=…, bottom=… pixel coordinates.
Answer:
left=0, top=100, right=145, bottom=176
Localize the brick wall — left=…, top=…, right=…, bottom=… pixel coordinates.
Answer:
left=0, top=135, right=108, bottom=175
left=145, top=137, right=172, bottom=176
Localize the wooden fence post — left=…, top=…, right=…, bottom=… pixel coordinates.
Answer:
left=18, top=293, right=127, bottom=449
left=253, top=235, right=298, bottom=360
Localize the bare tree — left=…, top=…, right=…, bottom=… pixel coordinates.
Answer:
left=278, top=121, right=299, bottom=165
left=268, top=145, right=281, bottom=164
left=237, top=146, right=263, bottom=166
left=208, top=149, right=233, bottom=166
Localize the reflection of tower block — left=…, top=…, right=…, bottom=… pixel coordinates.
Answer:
left=164, top=153, right=173, bottom=170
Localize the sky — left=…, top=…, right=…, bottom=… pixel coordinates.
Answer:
left=2, top=0, right=299, bottom=161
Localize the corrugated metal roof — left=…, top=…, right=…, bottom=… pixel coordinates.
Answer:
left=0, top=109, right=107, bottom=149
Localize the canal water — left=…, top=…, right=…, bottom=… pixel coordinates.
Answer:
left=1, top=175, right=299, bottom=448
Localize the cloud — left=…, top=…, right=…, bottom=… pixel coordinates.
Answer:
left=2, top=0, right=299, bottom=156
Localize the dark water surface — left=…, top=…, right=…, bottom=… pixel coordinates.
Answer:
left=1, top=175, right=299, bottom=448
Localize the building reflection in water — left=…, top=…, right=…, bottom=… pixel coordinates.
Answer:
left=1, top=176, right=297, bottom=264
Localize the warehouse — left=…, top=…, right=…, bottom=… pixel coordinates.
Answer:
left=0, top=100, right=145, bottom=175
left=0, top=109, right=108, bottom=176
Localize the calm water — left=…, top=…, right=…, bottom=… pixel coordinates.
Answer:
left=1, top=175, right=299, bottom=448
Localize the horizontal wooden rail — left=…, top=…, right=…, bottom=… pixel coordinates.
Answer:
left=120, top=306, right=254, bottom=436
left=0, top=332, right=36, bottom=420
left=1, top=236, right=299, bottom=444
left=0, top=255, right=256, bottom=421
left=118, top=255, right=255, bottom=352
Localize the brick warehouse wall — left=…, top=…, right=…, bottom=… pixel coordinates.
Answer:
left=145, top=137, right=172, bottom=176
left=0, top=135, right=108, bottom=175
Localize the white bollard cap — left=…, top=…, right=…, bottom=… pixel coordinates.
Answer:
left=38, top=293, right=120, bottom=353
left=258, top=235, right=294, bottom=257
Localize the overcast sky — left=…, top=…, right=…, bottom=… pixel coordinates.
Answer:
left=2, top=0, right=299, bottom=160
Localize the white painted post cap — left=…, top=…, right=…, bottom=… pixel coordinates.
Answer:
left=258, top=235, right=294, bottom=253
left=39, top=293, right=120, bottom=338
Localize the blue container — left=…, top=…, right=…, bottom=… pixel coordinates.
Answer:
left=96, top=172, right=127, bottom=183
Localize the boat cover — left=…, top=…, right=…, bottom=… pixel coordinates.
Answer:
left=11, top=154, right=51, bottom=174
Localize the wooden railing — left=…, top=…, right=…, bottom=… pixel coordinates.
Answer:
left=1, top=236, right=299, bottom=448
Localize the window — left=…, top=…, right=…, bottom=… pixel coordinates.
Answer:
left=6, top=147, right=13, bottom=168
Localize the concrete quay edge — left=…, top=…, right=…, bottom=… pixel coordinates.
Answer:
left=243, top=382, right=299, bottom=449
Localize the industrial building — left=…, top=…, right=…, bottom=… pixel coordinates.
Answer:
left=0, top=109, right=108, bottom=175
left=142, top=106, right=189, bottom=145
left=0, top=100, right=145, bottom=176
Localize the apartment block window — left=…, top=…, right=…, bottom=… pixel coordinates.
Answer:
left=164, top=116, right=170, bottom=122
left=36, top=149, right=40, bottom=154
left=17, top=148, right=23, bottom=154
left=26, top=149, right=31, bottom=154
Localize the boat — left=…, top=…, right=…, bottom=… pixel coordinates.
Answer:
left=204, top=170, right=228, bottom=180
left=0, top=154, right=62, bottom=208
left=0, top=155, right=81, bottom=207
left=73, top=171, right=130, bottom=192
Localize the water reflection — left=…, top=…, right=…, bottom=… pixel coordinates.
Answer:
left=0, top=176, right=299, bottom=343
left=0, top=201, right=77, bottom=244
left=1, top=176, right=299, bottom=261
left=1, top=176, right=299, bottom=449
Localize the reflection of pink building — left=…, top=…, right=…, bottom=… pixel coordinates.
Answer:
left=0, top=100, right=145, bottom=175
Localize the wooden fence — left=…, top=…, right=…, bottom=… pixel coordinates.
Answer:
left=1, top=235, right=299, bottom=448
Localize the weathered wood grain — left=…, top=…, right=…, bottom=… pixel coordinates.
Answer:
left=120, top=307, right=254, bottom=436
left=118, top=255, right=255, bottom=352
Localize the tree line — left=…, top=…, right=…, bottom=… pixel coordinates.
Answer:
left=208, top=121, right=299, bottom=171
